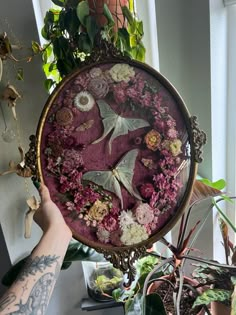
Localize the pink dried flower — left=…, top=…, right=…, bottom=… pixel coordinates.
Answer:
left=140, top=183, right=155, bottom=199
left=88, top=78, right=109, bottom=99
left=167, top=128, right=178, bottom=139
left=61, top=149, right=84, bottom=174
left=102, top=214, right=119, bottom=232
left=134, top=203, right=154, bottom=225
left=113, top=84, right=127, bottom=104
left=141, top=91, right=152, bottom=108
left=74, top=73, right=90, bottom=89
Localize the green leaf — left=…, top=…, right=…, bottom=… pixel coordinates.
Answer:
left=193, top=289, right=231, bottom=307
left=77, top=0, right=89, bottom=26
left=64, top=8, right=80, bottom=35
left=103, top=4, right=115, bottom=26
left=121, top=6, right=134, bottom=25
left=199, top=178, right=226, bottom=190
left=16, top=68, right=24, bottom=81
left=85, top=16, right=98, bottom=44
left=78, top=33, right=92, bottom=53
left=112, top=288, right=123, bottom=301
left=135, top=21, right=144, bottom=36
left=231, top=285, right=236, bottom=314
left=31, top=41, right=41, bottom=54
left=51, top=0, right=65, bottom=7
left=145, top=293, right=167, bottom=315
left=131, top=43, right=146, bottom=62
left=63, top=240, right=105, bottom=262
left=44, top=78, right=55, bottom=91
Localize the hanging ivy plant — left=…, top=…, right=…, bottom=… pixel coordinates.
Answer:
left=35, top=0, right=146, bottom=91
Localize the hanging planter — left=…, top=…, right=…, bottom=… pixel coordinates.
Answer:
left=87, top=0, right=128, bottom=29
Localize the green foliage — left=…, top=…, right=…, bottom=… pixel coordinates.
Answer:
left=145, top=293, right=167, bottom=315
left=193, top=289, right=231, bottom=307
left=136, top=256, right=159, bottom=275
left=38, top=0, right=145, bottom=90
left=94, top=274, right=122, bottom=292
left=199, top=178, right=226, bottom=190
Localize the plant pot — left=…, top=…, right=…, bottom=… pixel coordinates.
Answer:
left=211, top=301, right=231, bottom=315
left=147, top=275, right=205, bottom=315
left=88, top=0, right=128, bottom=30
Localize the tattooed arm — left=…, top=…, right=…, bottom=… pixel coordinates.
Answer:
left=0, top=184, right=72, bottom=315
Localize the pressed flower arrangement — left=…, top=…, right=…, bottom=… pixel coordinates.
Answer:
left=36, top=59, right=198, bottom=249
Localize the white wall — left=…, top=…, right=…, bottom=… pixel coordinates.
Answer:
left=155, top=0, right=212, bottom=179
left=0, top=0, right=47, bottom=263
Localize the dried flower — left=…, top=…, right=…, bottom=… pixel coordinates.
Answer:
left=89, top=67, right=103, bottom=78
left=113, top=81, right=128, bottom=104
left=119, top=210, right=135, bottom=230
left=170, top=139, right=182, bottom=156
left=55, top=107, right=74, bottom=126
left=96, top=226, right=110, bottom=243
left=163, top=139, right=182, bottom=156
left=141, top=158, right=157, bottom=170
left=134, top=203, right=154, bottom=225
left=167, top=128, right=178, bottom=139
left=88, top=200, right=109, bottom=221
left=140, top=183, right=155, bottom=199
left=109, top=63, right=135, bottom=83
left=61, top=149, right=84, bottom=174
left=120, top=223, right=148, bottom=245
left=88, top=77, right=109, bottom=99
left=74, top=91, right=95, bottom=112
left=145, top=129, right=161, bottom=151
left=102, top=214, right=119, bottom=232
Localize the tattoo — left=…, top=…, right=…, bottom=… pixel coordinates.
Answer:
left=7, top=273, right=54, bottom=315
left=17, top=255, right=59, bottom=282
left=0, top=293, right=16, bottom=311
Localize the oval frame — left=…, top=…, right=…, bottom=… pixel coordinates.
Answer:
left=36, top=58, right=198, bottom=284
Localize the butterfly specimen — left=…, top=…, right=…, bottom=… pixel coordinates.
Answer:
left=93, top=100, right=150, bottom=154
left=82, top=149, right=142, bottom=208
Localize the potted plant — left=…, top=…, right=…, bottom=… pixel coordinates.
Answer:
left=34, top=0, right=145, bottom=91
left=109, top=180, right=224, bottom=314
left=190, top=180, right=236, bottom=315
left=109, top=179, right=236, bottom=315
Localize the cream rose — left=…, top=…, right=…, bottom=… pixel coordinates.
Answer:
left=109, top=64, right=135, bottom=83
left=88, top=200, right=109, bottom=221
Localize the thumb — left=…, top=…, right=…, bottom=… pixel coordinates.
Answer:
left=38, top=184, right=51, bottom=203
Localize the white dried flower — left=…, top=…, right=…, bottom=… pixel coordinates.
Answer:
left=96, top=226, right=110, bottom=243
left=74, top=91, right=95, bottom=112
left=120, top=223, right=148, bottom=246
left=119, top=210, right=135, bottom=230
left=109, top=64, right=135, bottom=83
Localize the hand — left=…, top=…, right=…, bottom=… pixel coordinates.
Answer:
left=34, top=183, right=72, bottom=237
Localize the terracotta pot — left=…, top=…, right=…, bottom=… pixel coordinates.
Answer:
left=88, top=0, right=128, bottom=29
left=211, top=301, right=231, bottom=315
left=147, top=275, right=205, bottom=315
